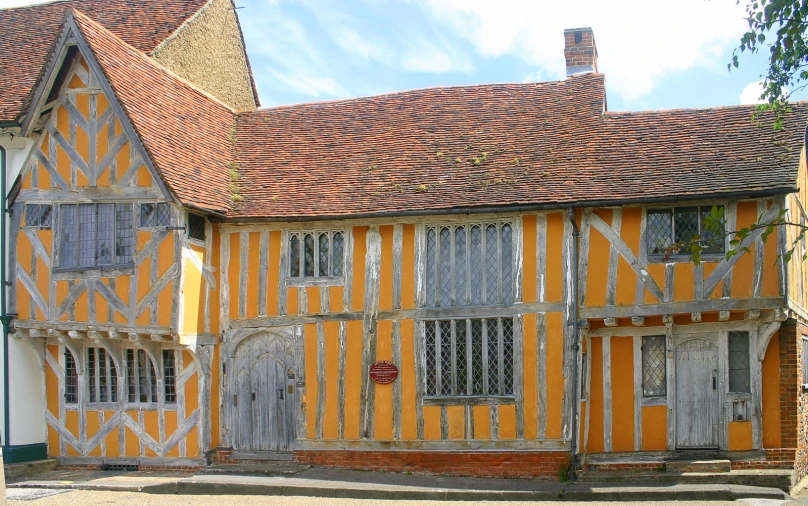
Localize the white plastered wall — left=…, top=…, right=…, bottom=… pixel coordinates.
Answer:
left=0, top=133, right=45, bottom=447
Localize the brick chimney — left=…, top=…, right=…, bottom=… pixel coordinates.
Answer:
left=564, top=27, right=598, bottom=77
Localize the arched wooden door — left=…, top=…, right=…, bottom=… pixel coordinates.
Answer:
left=675, top=338, right=719, bottom=448
left=232, top=331, right=296, bottom=453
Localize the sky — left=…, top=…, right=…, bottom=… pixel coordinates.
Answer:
left=0, top=0, right=801, bottom=112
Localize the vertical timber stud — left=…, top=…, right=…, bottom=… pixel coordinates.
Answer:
left=414, top=225, right=425, bottom=440
left=514, top=314, right=525, bottom=440
left=605, top=209, right=621, bottom=307
left=536, top=214, right=548, bottom=439
left=633, top=335, right=642, bottom=451
left=278, top=230, right=288, bottom=316
left=635, top=207, right=648, bottom=305
left=360, top=227, right=381, bottom=439
left=664, top=317, right=675, bottom=450
left=295, top=325, right=306, bottom=441
left=752, top=200, right=766, bottom=298
left=722, top=201, right=737, bottom=299
left=578, top=209, right=591, bottom=307
left=337, top=321, right=347, bottom=439
left=315, top=323, right=326, bottom=439
left=258, top=231, right=269, bottom=316
left=602, top=335, right=612, bottom=452
left=751, top=325, right=763, bottom=449
left=561, top=211, right=575, bottom=441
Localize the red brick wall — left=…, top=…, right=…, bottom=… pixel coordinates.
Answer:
left=293, top=450, right=570, bottom=479
left=781, top=319, right=808, bottom=485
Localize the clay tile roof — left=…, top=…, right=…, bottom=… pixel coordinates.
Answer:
left=72, top=9, right=235, bottom=213
left=0, top=0, right=210, bottom=123
left=231, top=76, right=808, bottom=219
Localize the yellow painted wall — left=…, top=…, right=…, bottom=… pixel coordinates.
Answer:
left=641, top=406, right=667, bottom=451
left=728, top=421, right=753, bottom=451
left=610, top=336, right=635, bottom=452
left=762, top=333, right=782, bottom=448
left=587, top=336, right=604, bottom=452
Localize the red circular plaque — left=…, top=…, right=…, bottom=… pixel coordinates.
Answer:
left=369, top=361, right=399, bottom=384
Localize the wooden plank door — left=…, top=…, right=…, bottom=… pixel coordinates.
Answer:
left=675, top=338, right=719, bottom=448
left=233, top=331, right=295, bottom=452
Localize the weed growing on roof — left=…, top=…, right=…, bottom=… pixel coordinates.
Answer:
left=436, top=151, right=444, bottom=158
left=366, top=164, right=379, bottom=172
left=454, top=157, right=462, bottom=164
left=512, top=157, right=521, bottom=166
left=228, top=162, right=244, bottom=204
left=392, top=182, right=405, bottom=193
left=226, top=126, right=237, bottom=148
left=415, top=184, right=429, bottom=192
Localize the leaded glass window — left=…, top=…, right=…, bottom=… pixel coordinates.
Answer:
left=87, top=347, right=118, bottom=404
left=64, top=349, right=78, bottom=404
left=728, top=331, right=751, bottom=393
left=289, top=231, right=344, bottom=278
left=163, top=350, right=177, bottom=404
left=646, top=206, right=725, bottom=256
left=126, top=349, right=157, bottom=404
left=642, top=335, right=666, bottom=397
left=139, top=203, right=171, bottom=228
left=25, top=204, right=52, bottom=228
left=424, top=317, right=514, bottom=398
left=58, top=203, right=133, bottom=269
left=424, top=221, right=514, bottom=307
left=188, top=213, right=206, bottom=242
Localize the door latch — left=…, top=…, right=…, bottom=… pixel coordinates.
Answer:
left=252, top=392, right=256, bottom=402
left=279, top=388, right=285, bottom=400
left=712, top=377, right=716, bottom=390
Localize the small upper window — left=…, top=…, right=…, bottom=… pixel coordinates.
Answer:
left=139, top=203, right=171, bottom=228
left=188, top=214, right=206, bottom=242
left=289, top=231, right=344, bottom=278
left=25, top=204, right=52, bottom=228
left=647, top=206, right=724, bottom=257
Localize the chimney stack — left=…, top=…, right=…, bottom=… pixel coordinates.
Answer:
left=564, top=27, right=598, bottom=77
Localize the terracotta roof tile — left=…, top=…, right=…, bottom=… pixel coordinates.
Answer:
left=0, top=0, right=210, bottom=123
left=231, top=78, right=808, bottom=219
left=72, top=9, right=235, bottom=213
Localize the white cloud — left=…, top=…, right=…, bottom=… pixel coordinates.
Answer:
left=420, top=0, right=748, bottom=100
left=331, top=26, right=395, bottom=64
left=740, top=81, right=764, bottom=105
left=400, top=37, right=474, bottom=73
left=267, top=70, right=347, bottom=99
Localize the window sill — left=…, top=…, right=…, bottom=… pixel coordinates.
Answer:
left=52, top=264, right=135, bottom=279
left=646, top=254, right=725, bottom=264
left=286, top=276, right=345, bottom=288
left=641, top=396, right=667, bottom=407
left=423, top=395, right=515, bottom=406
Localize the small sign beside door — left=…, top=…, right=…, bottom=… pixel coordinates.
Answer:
left=369, top=361, right=398, bottom=384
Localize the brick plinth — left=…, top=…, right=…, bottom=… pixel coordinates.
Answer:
left=292, top=450, right=570, bottom=479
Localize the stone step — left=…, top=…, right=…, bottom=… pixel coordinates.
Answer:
left=203, top=463, right=310, bottom=476
left=666, top=459, right=731, bottom=474
left=578, top=469, right=791, bottom=492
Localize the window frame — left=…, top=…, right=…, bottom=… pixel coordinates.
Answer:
left=728, top=331, right=752, bottom=394
left=163, top=349, right=178, bottom=405
left=138, top=202, right=172, bottom=230
left=187, top=213, right=206, bottom=244
left=64, top=348, right=78, bottom=405
left=125, top=348, right=159, bottom=407
left=801, top=337, right=808, bottom=392
left=422, top=219, right=516, bottom=308
left=86, top=346, right=119, bottom=406
left=422, top=317, right=516, bottom=404
left=641, top=335, right=667, bottom=400
left=54, top=202, right=135, bottom=272
left=24, top=204, right=53, bottom=229
left=646, top=205, right=726, bottom=263
left=287, top=230, right=346, bottom=287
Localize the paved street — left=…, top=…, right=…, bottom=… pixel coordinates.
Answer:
left=5, top=491, right=808, bottom=506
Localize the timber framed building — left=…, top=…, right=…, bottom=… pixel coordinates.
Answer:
left=4, top=0, right=808, bottom=484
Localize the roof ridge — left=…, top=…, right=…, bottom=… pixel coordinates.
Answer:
left=147, top=0, right=215, bottom=55
left=240, top=75, right=602, bottom=115
left=604, top=99, right=808, bottom=116
left=71, top=8, right=237, bottom=114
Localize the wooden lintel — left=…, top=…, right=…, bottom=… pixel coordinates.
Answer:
left=747, top=309, right=761, bottom=320
left=718, top=310, right=730, bottom=322
left=604, top=318, right=617, bottom=327
left=631, top=316, right=644, bottom=327
left=691, top=312, right=702, bottom=323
